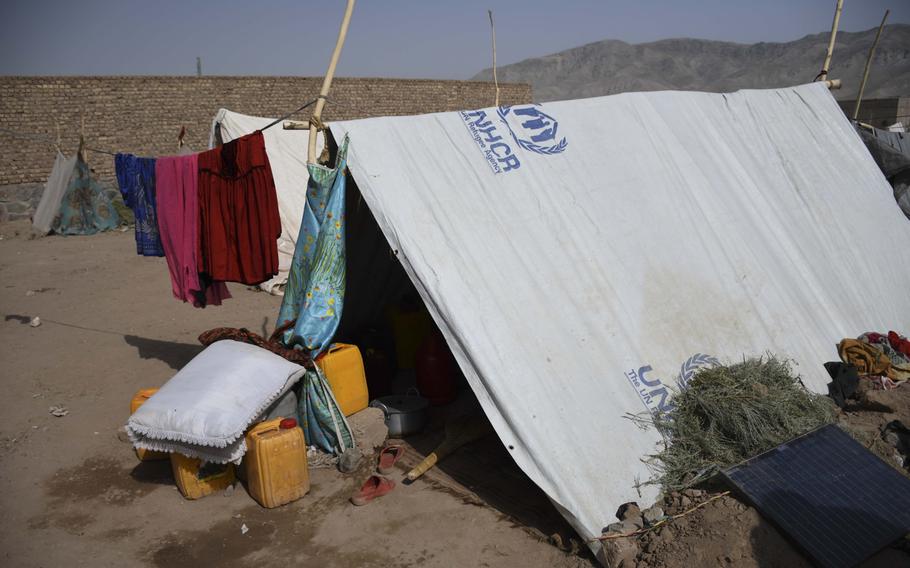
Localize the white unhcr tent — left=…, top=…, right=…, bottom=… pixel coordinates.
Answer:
left=210, top=109, right=325, bottom=293
left=330, top=82, right=910, bottom=554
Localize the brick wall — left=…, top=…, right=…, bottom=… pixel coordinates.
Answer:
left=0, top=76, right=531, bottom=186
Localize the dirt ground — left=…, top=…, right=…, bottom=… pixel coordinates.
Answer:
left=0, top=220, right=590, bottom=568
left=1, top=219, right=908, bottom=567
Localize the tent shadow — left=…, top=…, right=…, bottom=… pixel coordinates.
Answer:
left=123, top=335, right=203, bottom=370
left=400, top=410, right=588, bottom=556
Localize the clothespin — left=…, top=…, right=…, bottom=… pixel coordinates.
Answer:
left=177, top=125, right=186, bottom=150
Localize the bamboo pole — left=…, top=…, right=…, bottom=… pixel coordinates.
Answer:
left=488, top=10, right=500, bottom=107
left=852, top=10, right=889, bottom=121
left=817, top=0, right=844, bottom=82
left=308, top=0, right=356, bottom=165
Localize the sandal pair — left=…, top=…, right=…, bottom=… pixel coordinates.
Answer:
left=349, top=445, right=405, bottom=506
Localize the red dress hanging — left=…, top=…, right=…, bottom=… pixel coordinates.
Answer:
left=196, top=131, right=281, bottom=286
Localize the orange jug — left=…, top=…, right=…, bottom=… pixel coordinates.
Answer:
left=170, top=453, right=235, bottom=500
left=130, top=389, right=167, bottom=461
left=317, top=343, right=369, bottom=416
left=245, top=417, right=310, bottom=508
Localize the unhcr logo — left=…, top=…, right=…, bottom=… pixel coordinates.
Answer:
left=625, top=353, right=719, bottom=415
left=459, top=103, right=568, bottom=174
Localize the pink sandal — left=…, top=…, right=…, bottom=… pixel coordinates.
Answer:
left=350, top=475, right=395, bottom=506
left=377, top=445, right=405, bottom=475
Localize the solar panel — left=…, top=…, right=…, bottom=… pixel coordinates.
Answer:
left=722, top=424, right=910, bottom=568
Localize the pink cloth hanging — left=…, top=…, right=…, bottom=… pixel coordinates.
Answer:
left=155, top=153, right=231, bottom=307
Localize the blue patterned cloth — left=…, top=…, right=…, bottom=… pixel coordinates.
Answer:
left=277, top=137, right=349, bottom=357
left=115, top=153, right=164, bottom=256
left=51, top=157, right=120, bottom=235
left=297, top=366, right=354, bottom=455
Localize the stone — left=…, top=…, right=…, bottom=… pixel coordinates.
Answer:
left=642, top=505, right=665, bottom=526
left=604, top=522, right=624, bottom=534
left=616, top=501, right=641, bottom=521
left=337, top=447, right=362, bottom=473
left=347, top=406, right=388, bottom=454
left=601, top=536, right=640, bottom=568
left=0, top=203, right=8, bottom=223
left=4, top=200, right=30, bottom=214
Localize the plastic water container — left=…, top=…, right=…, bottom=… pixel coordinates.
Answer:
left=415, top=331, right=458, bottom=406
left=386, top=301, right=431, bottom=369
left=317, top=343, right=369, bottom=416
left=130, top=389, right=167, bottom=461
left=245, top=417, right=310, bottom=508
left=170, top=453, right=235, bottom=500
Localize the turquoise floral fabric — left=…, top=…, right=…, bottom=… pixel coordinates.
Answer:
left=296, top=366, right=354, bottom=455
left=277, top=137, right=349, bottom=356
left=52, top=157, right=120, bottom=235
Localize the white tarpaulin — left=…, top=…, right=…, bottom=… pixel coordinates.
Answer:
left=32, top=151, right=77, bottom=235
left=332, top=82, right=910, bottom=551
left=210, top=109, right=324, bottom=293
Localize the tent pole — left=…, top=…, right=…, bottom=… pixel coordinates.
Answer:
left=817, top=0, right=844, bottom=82
left=852, top=10, right=889, bottom=121
left=308, top=0, right=356, bottom=165
left=488, top=10, right=500, bottom=107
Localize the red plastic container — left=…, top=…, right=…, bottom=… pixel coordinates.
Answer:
left=415, top=330, right=457, bottom=406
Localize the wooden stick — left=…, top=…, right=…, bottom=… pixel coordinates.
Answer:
left=406, top=416, right=492, bottom=482
left=308, top=0, right=356, bottom=164
left=853, top=10, right=890, bottom=121
left=488, top=10, right=500, bottom=107
left=283, top=120, right=309, bottom=130
left=824, top=79, right=842, bottom=90
left=818, top=0, right=844, bottom=82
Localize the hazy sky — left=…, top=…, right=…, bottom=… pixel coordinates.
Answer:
left=1, top=1, right=906, bottom=78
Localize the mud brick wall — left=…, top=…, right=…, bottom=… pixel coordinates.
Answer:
left=0, top=76, right=531, bottom=187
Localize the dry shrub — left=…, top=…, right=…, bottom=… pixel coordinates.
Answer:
left=647, top=356, right=836, bottom=490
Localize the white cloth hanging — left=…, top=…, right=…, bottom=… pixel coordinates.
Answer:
left=32, top=151, right=78, bottom=235
left=210, top=109, right=325, bottom=294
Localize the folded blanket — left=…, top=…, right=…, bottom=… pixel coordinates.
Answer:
left=126, top=340, right=306, bottom=463
left=838, top=338, right=910, bottom=382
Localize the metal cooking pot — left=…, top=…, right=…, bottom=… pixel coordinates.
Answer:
left=370, top=391, right=429, bottom=437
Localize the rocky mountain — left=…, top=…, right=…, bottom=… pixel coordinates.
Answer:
left=472, top=25, right=910, bottom=102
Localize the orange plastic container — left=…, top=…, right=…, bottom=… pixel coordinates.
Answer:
left=387, top=304, right=431, bottom=369
left=130, top=389, right=167, bottom=461
left=316, top=343, right=369, bottom=416
left=245, top=417, right=310, bottom=508
left=170, top=453, right=235, bottom=500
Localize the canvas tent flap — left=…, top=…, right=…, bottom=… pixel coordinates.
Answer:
left=32, top=151, right=78, bottom=235
left=331, top=82, right=910, bottom=550
left=210, top=109, right=325, bottom=293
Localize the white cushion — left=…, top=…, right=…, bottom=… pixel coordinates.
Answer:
left=126, top=340, right=305, bottom=463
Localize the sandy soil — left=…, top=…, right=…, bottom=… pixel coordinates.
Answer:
left=0, top=221, right=589, bottom=568
left=2, top=219, right=908, bottom=568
